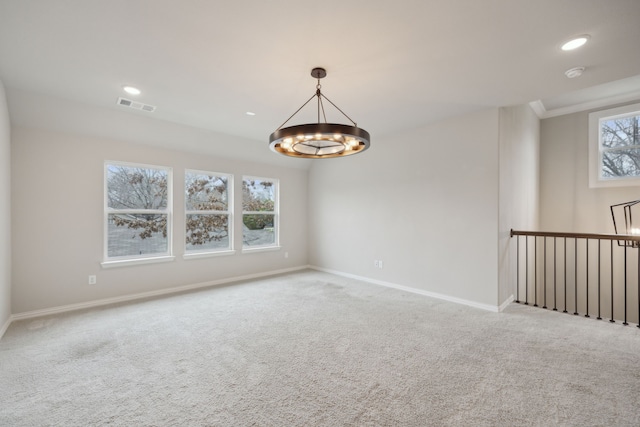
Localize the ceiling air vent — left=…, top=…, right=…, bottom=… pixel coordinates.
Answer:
left=117, top=97, right=156, bottom=112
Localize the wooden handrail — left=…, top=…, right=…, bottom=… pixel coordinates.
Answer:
left=510, top=229, right=640, bottom=242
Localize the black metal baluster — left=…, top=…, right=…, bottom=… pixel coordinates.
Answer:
left=515, top=236, right=520, bottom=303
left=553, top=237, right=558, bottom=311
left=574, top=238, right=579, bottom=315
left=597, top=239, right=602, bottom=320
left=611, top=240, right=615, bottom=323
left=564, top=237, right=568, bottom=314
left=508, top=230, right=640, bottom=328
left=525, top=236, right=529, bottom=305
left=624, top=245, right=628, bottom=325
left=543, top=237, right=547, bottom=309
left=534, top=236, right=538, bottom=307
left=585, top=239, right=590, bottom=318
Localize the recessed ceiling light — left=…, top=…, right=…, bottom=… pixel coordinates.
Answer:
left=123, top=86, right=141, bottom=95
left=246, top=111, right=256, bottom=116
left=561, top=35, right=590, bottom=51
left=564, top=66, right=585, bottom=78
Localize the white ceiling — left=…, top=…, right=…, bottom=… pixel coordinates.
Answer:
left=1, top=0, right=639, bottom=160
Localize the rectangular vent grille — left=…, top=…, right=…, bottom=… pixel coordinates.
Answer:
left=117, top=97, right=156, bottom=112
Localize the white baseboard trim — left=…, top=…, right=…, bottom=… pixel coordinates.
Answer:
left=499, top=295, right=515, bottom=312
left=0, top=315, right=12, bottom=340
left=309, top=265, right=506, bottom=313
left=5, top=265, right=512, bottom=336
left=10, top=265, right=309, bottom=322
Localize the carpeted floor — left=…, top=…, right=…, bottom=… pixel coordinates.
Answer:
left=1, top=270, right=639, bottom=426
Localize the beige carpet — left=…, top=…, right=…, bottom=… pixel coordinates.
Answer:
left=1, top=270, right=639, bottom=426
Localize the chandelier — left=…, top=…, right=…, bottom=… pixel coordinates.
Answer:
left=611, top=199, right=640, bottom=248
left=269, top=67, right=370, bottom=159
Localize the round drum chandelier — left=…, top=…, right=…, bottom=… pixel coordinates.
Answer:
left=269, top=67, right=370, bottom=159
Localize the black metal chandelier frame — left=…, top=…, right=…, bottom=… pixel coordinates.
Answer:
left=611, top=199, right=640, bottom=248
left=268, top=67, right=370, bottom=159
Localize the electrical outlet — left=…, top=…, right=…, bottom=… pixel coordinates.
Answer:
left=88, top=275, right=97, bottom=285
left=378, top=260, right=383, bottom=269
left=284, top=252, right=289, bottom=258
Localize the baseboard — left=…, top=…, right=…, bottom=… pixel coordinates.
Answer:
left=309, top=265, right=505, bottom=313
left=0, top=315, right=12, bottom=340
left=6, top=265, right=511, bottom=333
left=499, top=295, right=515, bottom=312
left=10, top=265, right=309, bottom=322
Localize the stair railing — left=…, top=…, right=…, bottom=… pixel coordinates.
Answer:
left=510, top=229, right=640, bottom=327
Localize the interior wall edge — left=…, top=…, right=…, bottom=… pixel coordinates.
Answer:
left=0, top=78, right=12, bottom=337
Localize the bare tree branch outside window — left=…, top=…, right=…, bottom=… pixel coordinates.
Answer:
left=601, top=115, right=640, bottom=178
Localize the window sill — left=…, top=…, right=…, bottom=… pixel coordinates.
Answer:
left=589, top=177, right=640, bottom=189
left=101, top=256, right=175, bottom=269
left=183, top=250, right=236, bottom=260
left=242, top=246, right=281, bottom=254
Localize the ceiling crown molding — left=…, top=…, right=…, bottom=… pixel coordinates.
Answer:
left=530, top=89, right=640, bottom=119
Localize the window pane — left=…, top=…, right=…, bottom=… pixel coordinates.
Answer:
left=602, top=149, right=640, bottom=178
left=243, top=214, right=275, bottom=246
left=601, top=116, right=640, bottom=149
left=107, top=165, right=168, bottom=210
left=242, top=179, right=275, bottom=211
left=108, top=213, right=168, bottom=257
left=589, top=104, right=640, bottom=187
left=185, top=173, right=228, bottom=211
left=185, top=214, right=229, bottom=251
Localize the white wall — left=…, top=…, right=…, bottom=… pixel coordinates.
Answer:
left=11, top=127, right=308, bottom=314
left=498, top=105, right=540, bottom=305
left=539, top=100, right=640, bottom=233
left=0, top=80, right=11, bottom=335
left=308, top=108, right=501, bottom=307
left=4, top=98, right=542, bottom=317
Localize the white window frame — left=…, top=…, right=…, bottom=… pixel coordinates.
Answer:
left=589, top=102, right=640, bottom=188
left=242, top=176, right=280, bottom=252
left=102, top=161, right=174, bottom=268
left=184, top=169, right=235, bottom=259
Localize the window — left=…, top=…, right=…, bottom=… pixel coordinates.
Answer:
left=242, top=176, right=278, bottom=249
left=589, top=102, right=640, bottom=187
left=104, top=162, right=172, bottom=264
left=185, top=170, right=233, bottom=255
